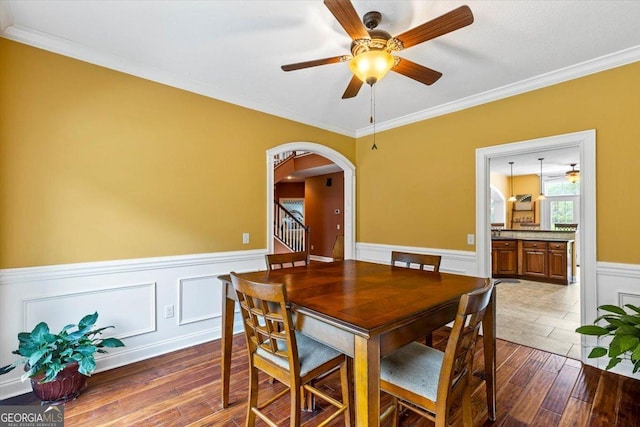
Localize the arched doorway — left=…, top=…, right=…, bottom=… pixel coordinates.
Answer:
left=266, top=142, right=356, bottom=260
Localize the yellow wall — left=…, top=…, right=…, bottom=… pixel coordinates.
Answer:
left=2, top=38, right=639, bottom=267
left=0, top=39, right=355, bottom=268
left=356, top=61, right=640, bottom=264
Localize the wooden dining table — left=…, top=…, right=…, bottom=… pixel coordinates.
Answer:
left=218, top=259, right=496, bottom=427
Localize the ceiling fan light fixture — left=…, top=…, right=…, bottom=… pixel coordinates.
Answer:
left=566, top=163, right=580, bottom=184
left=349, top=49, right=394, bottom=86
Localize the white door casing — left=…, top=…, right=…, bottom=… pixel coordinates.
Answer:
left=476, top=129, right=596, bottom=365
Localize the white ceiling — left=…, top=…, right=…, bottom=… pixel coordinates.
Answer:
left=2, top=1, right=639, bottom=174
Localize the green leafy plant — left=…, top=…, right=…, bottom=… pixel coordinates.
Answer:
left=0, top=312, right=125, bottom=382
left=575, top=304, right=640, bottom=372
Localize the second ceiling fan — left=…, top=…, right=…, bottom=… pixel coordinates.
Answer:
left=281, top=0, right=474, bottom=99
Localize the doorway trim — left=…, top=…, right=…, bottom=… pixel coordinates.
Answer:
left=266, top=142, right=356, bottom=260
left=475, top=129, right=596, bottom=364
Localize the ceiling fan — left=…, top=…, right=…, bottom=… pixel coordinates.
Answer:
left=281, top=0, right=474, bottom=99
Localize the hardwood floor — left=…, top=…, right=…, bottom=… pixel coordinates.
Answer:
left=2, top=329, right=639, bottom=426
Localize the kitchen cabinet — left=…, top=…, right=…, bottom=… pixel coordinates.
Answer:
left=548, top=241, right=571, bottom=282
left=492, top=240, right=517, bottom=277
left=492, top=238, right=574, bottom=285
left=522, top=241, right=548, bottom=279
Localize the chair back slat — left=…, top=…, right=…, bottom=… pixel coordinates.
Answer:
left=391, top=251, right=441, bottom=272
left=265, top=252, right=309, bottom=271
left=231, top=274, right=297, bottom=368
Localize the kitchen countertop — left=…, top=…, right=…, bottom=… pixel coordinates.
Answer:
left=492, top=229, right=576, bottom=242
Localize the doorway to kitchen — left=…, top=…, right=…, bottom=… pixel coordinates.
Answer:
left=476, top=129, right=596, bottom=364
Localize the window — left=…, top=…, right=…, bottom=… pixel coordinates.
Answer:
left=544, top=180, right=579, bottom=196
left=541, top=178, right=579, bottom=229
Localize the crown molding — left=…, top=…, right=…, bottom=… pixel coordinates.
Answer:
left=356, top=45, right=640, bottom=137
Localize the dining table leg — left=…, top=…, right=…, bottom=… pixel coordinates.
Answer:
left=220, top=281, right=235, bottom=408
left=482, top=287, right=497, bottom=421
left=354, top=335, right=380, bottom=427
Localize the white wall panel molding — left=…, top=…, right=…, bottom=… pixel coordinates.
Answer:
left=22, top=282, right=157, bottom=339
left=355, top=242, right=477, bottom=276
left=178, top=275, right=222, bottom=326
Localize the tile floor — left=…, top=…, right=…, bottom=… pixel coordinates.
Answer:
left=495, top=277, right=583, bottom=360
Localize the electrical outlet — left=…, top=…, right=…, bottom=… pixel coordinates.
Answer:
left=242, top=233, right=250, bottom=244
left=164, top=304, right=174, bottom=319
left=467, top=234, right=475, bottom=245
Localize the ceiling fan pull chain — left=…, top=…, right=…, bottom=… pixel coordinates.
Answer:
left=371, top=85, right=377, bottom=150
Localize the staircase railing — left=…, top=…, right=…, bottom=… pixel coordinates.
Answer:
left=274, top=202, right=309, bottom=255
left=274, top=151, right=296, bottom=168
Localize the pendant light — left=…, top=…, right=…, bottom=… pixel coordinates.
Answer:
left=508, top=162, right=517, bottom=202
left=565, top=163, right=580, bottom=184
left=538, top=158, right=546, bottom=201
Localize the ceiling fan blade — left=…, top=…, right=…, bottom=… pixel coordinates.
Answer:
left=342, top=75, right=363, bottom=99
left=281, top=55, right=345, bottom=71
left=394, top=5, right=474, bottom=49
left=324, top=0, right=370, bottom=40
left=392, top=58, right=442, bottom=86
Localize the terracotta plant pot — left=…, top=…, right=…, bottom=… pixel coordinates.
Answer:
left=30, top=362, right=88, bottom=404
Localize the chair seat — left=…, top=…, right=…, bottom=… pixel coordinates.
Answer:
left=256, top=331, right=342, bottom=377
left=381, top=341, right=444, bottom=403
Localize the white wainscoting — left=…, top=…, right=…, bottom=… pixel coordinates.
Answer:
left=2, top=247, right=638, bottom=399
left=0, top=250, right=265, bottom=399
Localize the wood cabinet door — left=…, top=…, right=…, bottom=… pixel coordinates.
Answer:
left=523, top=248, right=547, bottom=278
left=495, top=249, right=517, bottom=275
left=492, top=240, right=517, bottom=276
left=548, top=249, right=568, bottom=281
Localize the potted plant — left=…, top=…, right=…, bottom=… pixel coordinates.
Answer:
left=0, top=312, right=124, bottom=404
left=575, top=303, right=640, bottom=372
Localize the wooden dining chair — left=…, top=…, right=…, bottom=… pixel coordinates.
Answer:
left=379, top=279, right=493, bottom=427
left=391, top=251, right=442, bottom=346
left=265, top=252, right=309, bottom=271
left=230, top=272, right=351, bottom=427
left=391, top=251, right=441, bottom=272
